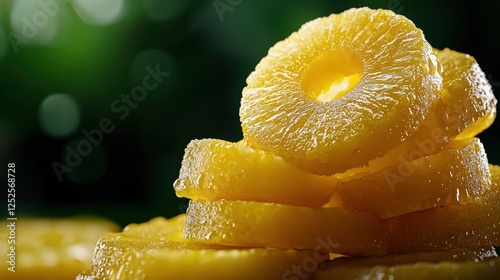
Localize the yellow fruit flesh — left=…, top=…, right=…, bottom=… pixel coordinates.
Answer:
left=240, top=7, right=442, bottom=175
left=315, top=247, right=500, bottom=280
left=0, top=218, right=118, bottom=280
left=80, top=215, right=324, bottom=280
left=301, top=50, right=363, bottom=102
left=79, top=8, right=500, bottom=279
left=358, top=48, right=496, bottom=172
left=440, top=48, right=497, bottom=138
left=387, top=165, right=500, bottom=254
left=174, top=139, right=337, bottom=207
left=328, top=137, right=491, bottom=218
left=184, top=200, right=389, bottom=257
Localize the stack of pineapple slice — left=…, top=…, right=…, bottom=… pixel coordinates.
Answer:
left=81, top=7, right=500, bottom=279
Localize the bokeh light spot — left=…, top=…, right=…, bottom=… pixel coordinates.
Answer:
left=72, top=0, right=125, bottom=26
left=10, top=0, right=61, bottom=45
left=39, top=93, right=80, bottom=138
left=64, top=137, right=108, bottom=184
left=142, top=0, right=189, bottom=22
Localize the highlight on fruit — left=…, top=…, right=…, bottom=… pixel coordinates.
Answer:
left=240, top=8, right=443, bottom=176
left=73, top=7, right=498, bottom=280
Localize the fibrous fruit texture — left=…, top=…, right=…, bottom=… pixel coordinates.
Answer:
left=78, top=7, right=499, bottom=280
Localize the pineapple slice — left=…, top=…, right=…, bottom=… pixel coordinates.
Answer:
left=387, top=165, right=500, bottom=254
left=184, top=200, right=389, bottom=257
left=315, top=247, right=500, bottom=280
left=174, top=139, right=337, bottom=207
left=78, top=215, right=325, bottom=280
left=440, top=48, right=497, bottom=139
left=0, top=217, right=118, bottom=280
left=329, top=137, right=491, bottom=218
left=363, top=48, right=496, bottom=172
left=240, top=7, right=442, bottom=175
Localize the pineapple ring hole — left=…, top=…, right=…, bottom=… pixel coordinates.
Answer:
left=301, top=50, right=364, bottom=102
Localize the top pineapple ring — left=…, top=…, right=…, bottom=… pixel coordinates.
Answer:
left=240, top=8, right=443, bottom=175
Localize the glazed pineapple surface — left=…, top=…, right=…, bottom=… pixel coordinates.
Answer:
left=174, top=138, right=337, bottom=207
left=387, top=164, right=500, bottom=254
left=328, top=137, right=491, bottom=218
left=184, top=200, right=389, bottom=256
left=438, top=48, right=497, bottom=139
left=359, top=47, right=497, bottom=173
left=240, top=7, right=442, bottom=175
left=78, top=215, right=325, bottom=280
left=74, top=7, right=500, bottom=280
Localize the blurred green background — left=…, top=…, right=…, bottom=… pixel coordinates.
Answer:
left=1, top=0, right=499, bottom=227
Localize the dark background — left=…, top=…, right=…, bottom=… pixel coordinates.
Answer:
left=1, top=0, right=499, bottom=227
